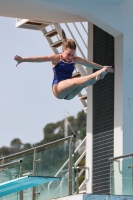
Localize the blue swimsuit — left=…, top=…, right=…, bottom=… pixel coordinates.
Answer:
left=52, top=55, right=75, bottom=87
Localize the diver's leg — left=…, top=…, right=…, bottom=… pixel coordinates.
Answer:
left=52, top=68, right=109, bottom=99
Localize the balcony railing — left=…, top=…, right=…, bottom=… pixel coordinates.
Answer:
left=0, top=135, right=75, bottom=200
left=109, top=153, right=133, bottom=195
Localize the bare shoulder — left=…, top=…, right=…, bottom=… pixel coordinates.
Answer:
left=46, top=54, right=59, bottom=60
left=52, top=54, right=60, bottom=66
left=73, top=56, right=83, bottom=64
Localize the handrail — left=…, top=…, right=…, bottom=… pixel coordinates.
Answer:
left=48, top=136, right=86, bottom=178
left=0, top=160, right=22, bottom=169
left=109, top=152, right=133, bottom=161
left=0, top=135, right=75, bottom=162
left=48, top=136, right=86, bottom=194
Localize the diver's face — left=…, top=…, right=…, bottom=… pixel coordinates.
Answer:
left=62, top=48, right=75, bottom=62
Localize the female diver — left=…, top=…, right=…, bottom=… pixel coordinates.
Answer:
left=14, top=30, right=114, bottom=100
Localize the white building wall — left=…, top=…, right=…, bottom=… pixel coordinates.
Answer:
left=82, top=0, right=133, bottom=193
left=86, top=22, right=93, bottom=193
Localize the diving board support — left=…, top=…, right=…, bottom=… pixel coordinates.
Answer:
left=0, top=176, right=60, bottom=197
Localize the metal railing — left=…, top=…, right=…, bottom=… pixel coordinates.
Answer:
left=48, top=136, right=87, bottom=194
left=75, top=166, right=89, bottom=194
left=0, top=135, right=74, bottom=163
left=109, top=153, right=133, bottom=162
left=0, top=160, right=23, bottom=200
left=0, top=135, right=75, bottom=200
left=109, top=152, right=133, bottom=196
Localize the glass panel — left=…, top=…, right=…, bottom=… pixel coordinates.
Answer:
left=0, top=138, right=75, bottom=200
left=110, top=157, right=133, bottom=195
left=21, top=154, right=34, bottom=200
left=35, top=140, right=75, bottom=200
left=0, top=164, right=20, bottom=200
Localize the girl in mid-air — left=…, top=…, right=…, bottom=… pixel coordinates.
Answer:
left=14, top=30, right=114, bottom=100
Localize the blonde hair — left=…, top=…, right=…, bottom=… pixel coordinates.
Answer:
left=62, top=29, right=76, bottom=50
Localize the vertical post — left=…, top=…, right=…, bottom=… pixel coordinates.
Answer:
left=32, top=149, right=37, bottom=200
left=68, top=137, right=73, bottom=195
left=2, top=158, right=4, bottom=165
left=114, top=35, right=123, bottom=194
left=76, top=168, right=79, bottom=194
left=86, top=21, right=93, bottom=193
left=64, top=112, right=68, bottom=149
left=19, top=160, right=23, bottom=200
left=1, top=159, right=4, bottom=184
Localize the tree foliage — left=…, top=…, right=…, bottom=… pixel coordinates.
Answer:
left=0, top=110, right=86, bottom=157
left=10, top=138, right=23, bottom=149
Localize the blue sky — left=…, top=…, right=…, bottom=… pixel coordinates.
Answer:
left=0, top=17, right=83, bottom=147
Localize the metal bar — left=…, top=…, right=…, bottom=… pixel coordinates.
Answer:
left=76, top=168, right=79, bottom=194
left=19, top=160, right=23, bottom=200
left=77, top=169, right=85, bottom=179
left=55, top=159, right=69, bottom=176
left=0, top=160, right=21, bottom=169
left=0, top=135, right=74, bottom=162
left=32, top=149, right=37, bottom=200
left=74, top=136, right=86, bottom=154
left=109, top=152, right=133, bottom=161
left=76, top=166, right=89, bottom=170
left=73, top=23, right=87, bottom=49
left=78, top=179, right=86, bottom=192
left=68, top=137, right=73, bottom=195
left=65, top=23, right=86, bottom=59
left=75, top=166, right=89, bottom=194
left=75, top=167, right=85, bottom=182
left=77, top=92, right=87, bottom=108
left=74, top=150, right=86, bottom=167
left=81, top=22, right=88, bottom=35
left=49, top=136, right=86, bottom=191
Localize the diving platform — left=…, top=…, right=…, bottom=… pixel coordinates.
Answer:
left=15, top=19, right=50, bottom=30
left=0, top=176, right=60, bottom=197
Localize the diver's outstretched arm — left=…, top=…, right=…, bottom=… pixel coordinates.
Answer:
left=14, top=54, right=58, bottom=67
left=74, top=56, right=114, bottom=72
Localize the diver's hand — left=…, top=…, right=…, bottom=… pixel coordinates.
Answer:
left=103, top=66, right=114, bottom=73
left=14, top=55, right=23, bottom=67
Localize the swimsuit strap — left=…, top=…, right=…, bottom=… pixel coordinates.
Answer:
left=71, top=57, right=74, bottom=63
left=60, top=54, right=62, bottom=61
left=60, top=54, right=74, bottom=63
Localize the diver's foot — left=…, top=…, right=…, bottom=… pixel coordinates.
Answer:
left=100, top=67, right=109, bottom=79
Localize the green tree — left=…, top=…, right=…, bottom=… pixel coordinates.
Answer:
left=10, top=138, right=23, bottom=149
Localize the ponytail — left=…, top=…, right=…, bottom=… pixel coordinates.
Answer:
left=61, top=29, right=76, bottom=50
left=62, top=29, right=67, bottom=41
